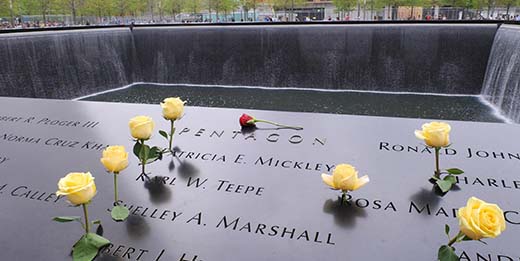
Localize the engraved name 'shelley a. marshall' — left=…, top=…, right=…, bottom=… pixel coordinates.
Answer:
left=215, top=215, right=336, bottom=246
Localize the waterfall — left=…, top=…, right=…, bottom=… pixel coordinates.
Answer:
left=481, top=24, right=520, bottom=123
left=133, top=24, right=496, bottom=94
left=0, top=28, right=140, bottom=99
left=0, top=24, right=501, bottom=99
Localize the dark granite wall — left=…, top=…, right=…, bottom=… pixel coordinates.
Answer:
left=133, top=24, right=498, bottom=94
left=0, top=24, right=500, bottom=98
left=0, top=28, right=140, bottom=99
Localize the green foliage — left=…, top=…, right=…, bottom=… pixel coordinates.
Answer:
left=333, top=0, right=357, bottom=12
left=133, top=141, right=163, bottom=164
left=111, top=205, right=129, bottom=221
left=436, top=178, right=453, bottom=193
left=270, top=0, right=306, bottom=10
left=73, top=233, right=110, bottom=261
left=82, top=0, right=115, bottom=17
left=159, top=130, right=168, bottom=139
left=238, top=0, right=256, bottom=12
left=184, top=0, right=203, bottom=13
left=5, top=0, right=518, bottom=22
left=53, top=216, right=81, bottom=222
left=446, top=168, right=464, bottom=175
left=163, top=0, right=186, bottom=18
left=497, top=0, right=519, bottom=11
left=438, top=245, right=459, bottom=261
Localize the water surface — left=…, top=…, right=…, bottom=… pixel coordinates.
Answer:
left=80, top=83, right=505, bottom=123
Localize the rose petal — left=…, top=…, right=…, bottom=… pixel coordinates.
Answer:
left=414, top=130, right=425, bottom=140
left=321, top=174, right=336, bottom=189
left=353, top=175, right=370, bottom=190
left=339, top=174, right=358, bottom=191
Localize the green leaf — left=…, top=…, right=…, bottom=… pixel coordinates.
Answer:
left=72, top=233, right=110, bottom=261
left=159, top=130, right=168, bottom=140
left=139, top=144, right=150, bottom=162
left=446, top=168, right=464, bottom=175
left=133, top=142, right=142, bottom=158
left=445, top=224, right=450, bottom=236
left=436, top=179, right=453, bottom=193
left=444, top=175, right=457, bottom=185
left=92, top=220, right=101, bottom=225
left=148, top=146, right=159, bottom=159
left=438, top=245, right=459, bottom=261
left=147, top=146, right=164, bottom=161
left=111, top=206, right=130, bottom=222
left=145, top=158, right=157, bottom=164
left=53, top=216, right=81, bottom=223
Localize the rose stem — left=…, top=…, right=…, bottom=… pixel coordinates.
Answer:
left=254, top=119, right=303, bottom=130
left=114, top=173, right=118, bottom=204
left=435, top=147, right=441, bottom=179
left=341, top=190, right=347, bottom=205
left=447, top=231, right=464, bottom=247
left=82, top=204, right=90, bottom=234
left=140, top=139, right=146, bottom=175
left=168, top=120, right=174, bottom=152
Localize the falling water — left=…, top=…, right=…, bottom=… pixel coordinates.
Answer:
left=481, top=24, right=520, bottom=123
left=133, top=24, right=496, bottom=94
left=0, top=28, right=140, bottom=99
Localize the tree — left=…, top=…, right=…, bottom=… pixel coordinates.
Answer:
left=497, top=0, right=518, bottom=15
left=127, top=0, right=147, bottom=17
left=113, top=0, right=128, bottom=16
left=156, top=0, right=166, bottom=20
left=333, top=0, right=356, bottom=17
left=212, top=0, right=236, bottom=21
left=221, top=0, right=239, bottom=21
left=271, top=0, right=306, bottom=20
left=184, top=0, right=202, bottom=16
left=0, top=0, right=15, bottom=25
left=36, top=0, right=53, bottom=22
left=164, top=0, right=185, bottom=21
left=238, top=0, right=255, bottom=20
left=83, top=0, right=115, bottom=22
left=366, top=0, right=385, bottom=19
left=486, top=0, right=495, bottom=18
left=56, top=0, right=85, bottom=24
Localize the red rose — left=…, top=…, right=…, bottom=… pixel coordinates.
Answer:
left=239, top=114, right=255, bottom=127
left=238, top=113, right=303, bottom=130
